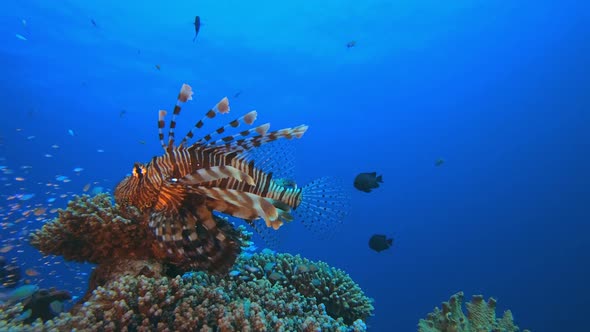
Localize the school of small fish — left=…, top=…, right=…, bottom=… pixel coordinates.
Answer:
left=1, top=125, right=106, bottom=300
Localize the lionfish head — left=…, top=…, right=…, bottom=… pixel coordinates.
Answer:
left=114, top=162, right=149, bottom=208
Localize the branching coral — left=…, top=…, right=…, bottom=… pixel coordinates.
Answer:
left=29, top=194, right=158, bottom=264
left=229, top=251, right=374, bottom=325
left=418, top=291, right=529, bottom=332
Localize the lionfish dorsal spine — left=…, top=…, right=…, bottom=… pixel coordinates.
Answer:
left=157, top=84, right=194, bottom=151
left=178, top=97, right=230, bottom=147
left=193, top=110, right=259, bottom=146
left=206, top=123, right=271, bottom=147
left=205, top=124, right=309, bottom=156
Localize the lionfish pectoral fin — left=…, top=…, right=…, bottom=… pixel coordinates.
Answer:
left=180, top=165, right=255, bottom=186
left=197, top=187, right=284, bottom=229
left=293, top=177, right=351, bottom=238
left=148, top=205, right=240, bottom=274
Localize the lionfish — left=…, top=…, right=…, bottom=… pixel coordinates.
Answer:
left=114, top=84, right=348, bottom=273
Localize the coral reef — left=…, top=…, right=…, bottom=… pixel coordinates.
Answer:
left=418, top=291, right=529, bottom=332
left=20, top=287, right=71, bottom=323
left=0, top=253, right=371, bottom=331
left=29, top=194, right=245, bottom=300
left=7, top=193, right=374, bottom=331
left=29, top=194, right=161, bottom=264
left=229, top=252, right=374, bottom=325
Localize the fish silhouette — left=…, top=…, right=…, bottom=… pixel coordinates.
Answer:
left=368, top=234, right=393, bottom=252
left=193, top=16, right=201, bottom=42
left=353, top=172, right=383, bottom=193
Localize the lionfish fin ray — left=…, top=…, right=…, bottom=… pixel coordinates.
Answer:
left=293, top=176, right=350, bottom=238
left=195, top=187, right=284, bottom=230
left=148, top=204, right=240, bottom=274
left=209, top=125, right=308, bottom=156
left=192, top=110, right=258, bottom=146
left=163, top=84, right=194, bottom=150
left=179, top=97, right=230, bottom=147
left=180, top=165, right=255, bottom=186
left=239, top=139, right=296, bottom=179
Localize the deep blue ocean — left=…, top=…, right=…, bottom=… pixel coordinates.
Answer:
left=1, top=1, right=589, bottom=331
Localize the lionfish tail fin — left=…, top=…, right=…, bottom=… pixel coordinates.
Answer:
left=179, top=97, right=230, bottom=147
left=294, top=176, right=350, bottom=238
left=161, top=84, right=193, bottom=150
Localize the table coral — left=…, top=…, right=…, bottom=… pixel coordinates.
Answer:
left=418, top=291, right=529, bottom=332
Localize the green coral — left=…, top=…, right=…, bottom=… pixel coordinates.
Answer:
left=418, top=292, right=529, bottom=332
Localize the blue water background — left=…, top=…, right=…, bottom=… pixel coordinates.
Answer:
left=1, top=1, right=589, bottom=331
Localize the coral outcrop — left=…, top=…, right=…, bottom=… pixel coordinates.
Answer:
left=0, top=193, right=374, bottom=331
left=0, top=252, right=371, bottom=331
left=29, top=194, right=245, bottom=300
left=418, top=291, right=529, bottom=332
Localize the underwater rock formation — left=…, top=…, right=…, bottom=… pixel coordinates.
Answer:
left=1, top=193, right=373, bottom=331
left=418, top=291, right=529, bottom=332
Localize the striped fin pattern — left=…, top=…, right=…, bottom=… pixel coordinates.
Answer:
left=193, top=110, right=258, bottom=146
left=180, top=165, right=255, bottom=186
left=158, top=110, right=167, bottom=150
left=179, top=97, right=230, bottom=147
left=115, top=82, right=350, bottom=276
left=195, top=187, right=291, bottom=230
left=165, top=84, right=194, bottom=150
left=206, top=123, right=271, bottom=147
left=206, top=125, right=309, bottom=156
left=149, top=200, right=241, bottom=274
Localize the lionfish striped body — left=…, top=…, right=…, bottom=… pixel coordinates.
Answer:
left=115, top=84, right=347, bottom=274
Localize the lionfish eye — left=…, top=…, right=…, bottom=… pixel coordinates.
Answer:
left=132, top=163, right=145, bottom=179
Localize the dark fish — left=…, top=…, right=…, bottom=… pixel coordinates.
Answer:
left=193, top=16, right=201, bottom=42
left=120, top=110, right=127, bottom=118
left=90, top=19, right=97, bottom=27
left=435, top=158, right=444, bottom=166
left=346, top=40, right=356, bottom=48
left=369, top=234, right=393, bottom=252
left=353, top=172, right=383, bottom=193
left=234, top=90, right=242, bottom=98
